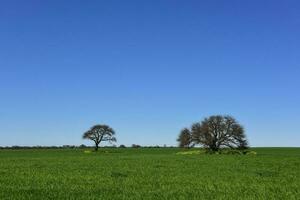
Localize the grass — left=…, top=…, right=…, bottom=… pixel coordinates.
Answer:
left=0, top=148, right=299, bottom=199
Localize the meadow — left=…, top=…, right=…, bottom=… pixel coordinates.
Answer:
left=0, top=148, right=299, bottom=200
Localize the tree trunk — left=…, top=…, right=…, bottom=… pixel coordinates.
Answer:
left=210, top=145, right=219, bottom=152
left=95, top=143, right=99, bottom=151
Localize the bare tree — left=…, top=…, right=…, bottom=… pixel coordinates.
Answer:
left=188, top=115, right=248, bottom=151
left=177, top=128, right=193, bottom=148
left=83, top=124, right=116, bottom=151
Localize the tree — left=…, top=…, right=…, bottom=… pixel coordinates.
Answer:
left=177, top=128, right=193, bottom=148
left=83, top=124, right=116, bottom=151
left=189, top=115, right=248, bottom=151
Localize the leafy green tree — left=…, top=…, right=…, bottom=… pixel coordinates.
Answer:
left=83, top=124, right=116, bottom=151
left=177, top=128, right=193, bottom=148
left=188, top=115, right=248, bottom=151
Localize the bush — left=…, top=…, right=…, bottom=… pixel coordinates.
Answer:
left=132, top=144, right=141, bottom=148
left=79, top=144, right=87, bottom=148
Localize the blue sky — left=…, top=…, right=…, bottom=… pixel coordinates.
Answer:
left=0, top=0, right=299, bottom=147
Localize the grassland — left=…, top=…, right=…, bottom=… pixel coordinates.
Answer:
left=0, top=148, right=299, bottom=200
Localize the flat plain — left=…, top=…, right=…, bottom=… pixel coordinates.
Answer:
left=0, top=148, right=299, bottom=200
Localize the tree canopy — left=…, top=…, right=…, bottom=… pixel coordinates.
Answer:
left=83, top=124, right=116, bottom=151
left=179, top=115, right=248, bottom=151
left=177, top=128, right=193, bottom=148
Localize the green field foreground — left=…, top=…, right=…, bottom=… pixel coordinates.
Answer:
left=0, top=148, right=299, bottom=200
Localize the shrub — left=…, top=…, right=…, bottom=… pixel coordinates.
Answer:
left=132, top=144, right=141, bottom=148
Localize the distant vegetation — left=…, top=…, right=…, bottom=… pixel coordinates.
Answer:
left=0, top=145, right=177, bottom=150
left=131, top=144, right=141, bottom=148
left=178, top=115, right=248, bottom=152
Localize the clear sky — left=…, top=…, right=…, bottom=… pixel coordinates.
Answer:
left=0, top=0, right=299, bottom=147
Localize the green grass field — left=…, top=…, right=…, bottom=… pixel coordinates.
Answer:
left=0, top=148, right=299, bottom=200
